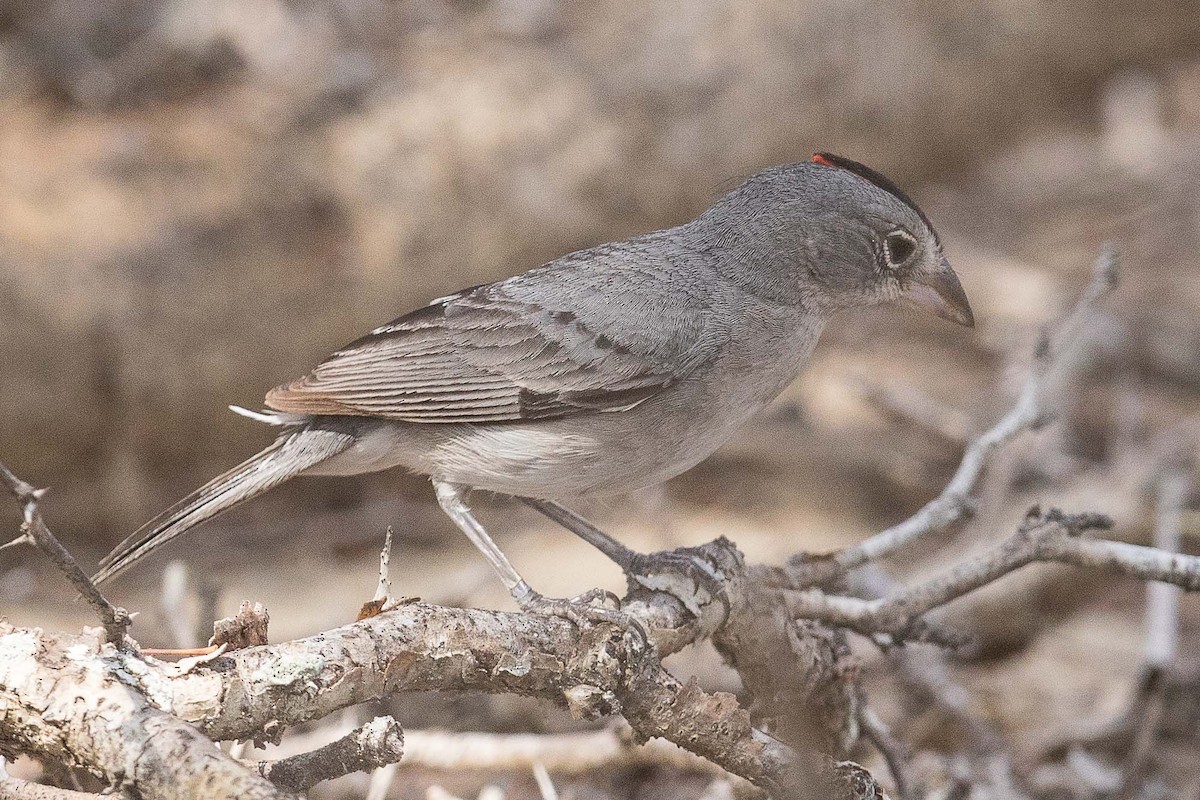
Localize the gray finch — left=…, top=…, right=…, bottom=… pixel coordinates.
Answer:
left=94, top=153, right=973, bottom=614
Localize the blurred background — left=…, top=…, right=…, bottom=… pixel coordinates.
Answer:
left=3, top=1, right=1200, bottom=798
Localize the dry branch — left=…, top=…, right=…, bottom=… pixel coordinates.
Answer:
left=255, top=716, right=404, bottom=792
left=0, top=462, right=130, bottom=645
left=0, top=625, right=292, bottom=800
left=783, top=507, right=1200, bottom=639
left=0, top=482, right=859, bottom=798
left=0, top=759, right=101, bottom=800
left=0, top=539, right=811, bottom=797
left=395, top=727, right=738, bottom=776
left=858, top=708, right=912, bottom=800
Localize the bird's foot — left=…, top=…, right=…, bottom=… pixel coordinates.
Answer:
left=515, top=585, right=646, bottom=638
left=627, top=548, right=728, bottom=618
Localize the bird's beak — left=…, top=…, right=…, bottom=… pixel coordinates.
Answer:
left=903, top=258, right=974, bottom=327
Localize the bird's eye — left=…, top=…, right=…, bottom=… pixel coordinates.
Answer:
left=883, top=230, right=918, bottom=269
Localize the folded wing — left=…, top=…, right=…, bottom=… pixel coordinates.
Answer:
left=266, top=249, right=715, bottom=423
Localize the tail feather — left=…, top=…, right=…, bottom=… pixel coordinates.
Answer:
left=93, top=427, right=354, bottom=586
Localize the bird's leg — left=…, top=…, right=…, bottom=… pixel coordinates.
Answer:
left=520, top=497, right=725, bottom=611
left=433, top=482, right=627, bottom=629
left=518, top=497, right=640, bottom=571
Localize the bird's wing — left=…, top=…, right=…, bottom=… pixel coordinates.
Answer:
left=265, top=242, right=719, bottom=423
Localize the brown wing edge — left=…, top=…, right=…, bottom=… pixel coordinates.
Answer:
left=265, top=381, right=362, bottom=416
left=261, top=299, right=459, bottom=418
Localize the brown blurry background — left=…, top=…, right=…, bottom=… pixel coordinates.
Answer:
left=3, top=2, right=1200, bottom=798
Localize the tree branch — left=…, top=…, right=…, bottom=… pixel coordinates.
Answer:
left=0, top=544, right=808, bottom=797
left=784, top=507, right=1200, bottom=639
left=0, top=625, right=293, bottom=800
left=394, top=726, right=743, bottom=777
left=255, top=716, right=404, bottom=792
left=0, top=462, right=130, bottom=646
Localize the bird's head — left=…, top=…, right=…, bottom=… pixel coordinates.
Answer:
left=700, top=153, right=973, bottom=327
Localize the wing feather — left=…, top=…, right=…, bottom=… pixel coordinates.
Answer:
left=266, top=239, right=717, bottom=423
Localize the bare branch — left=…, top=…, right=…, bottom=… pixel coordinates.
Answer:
left=714, top=571, right=861, bottom=757
left=1, top=585, right=803, bottom=795
left=1111, top=468, right=1192, bottom=799
left=0, top=519, right=883, bottom=797
left=786, top=507, right=1200, bottom=638
left=365, top=762, right=399, bottom=800
left=858, top=708, right=912, bottom=800
left=789, top=245, right=1120, bottom=586
left=255, top=716, right=404, bottom=792
left=0, top=462, right=130, bottom=646
left=851, top=564, right=1008, bottom=753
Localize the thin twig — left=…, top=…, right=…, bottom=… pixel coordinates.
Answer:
left=1143, top=470, right=1189, bottom=669
left=853, top=564, right=1008, bottom=754
left=364, top=762, right=399, bottom=800
left=790, top=245, right=1120, bottom=586
left=531, top=763, right=558, bottom=800
left=359, top=527, right=396, bottom=619
left=376, top=526, right=394, bottom=603
left=0, top=462, right=130, bottom=646
left=1114, top=469, right=1191, bottom=799
left=859, top=707, right=913, bottom=800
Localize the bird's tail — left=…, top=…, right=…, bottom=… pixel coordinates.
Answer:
left=92, top=426, right=354, bottom=586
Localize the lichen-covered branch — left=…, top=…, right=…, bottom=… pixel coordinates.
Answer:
left=0, top=624, right=292, bottom=800
left=0, top=545, right=810, bottom=797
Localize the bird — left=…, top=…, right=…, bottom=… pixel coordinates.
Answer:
left=93, top=152, right=973, bottom=622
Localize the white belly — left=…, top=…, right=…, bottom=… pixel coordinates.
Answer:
left=306, top=311, right=822, bottom=498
